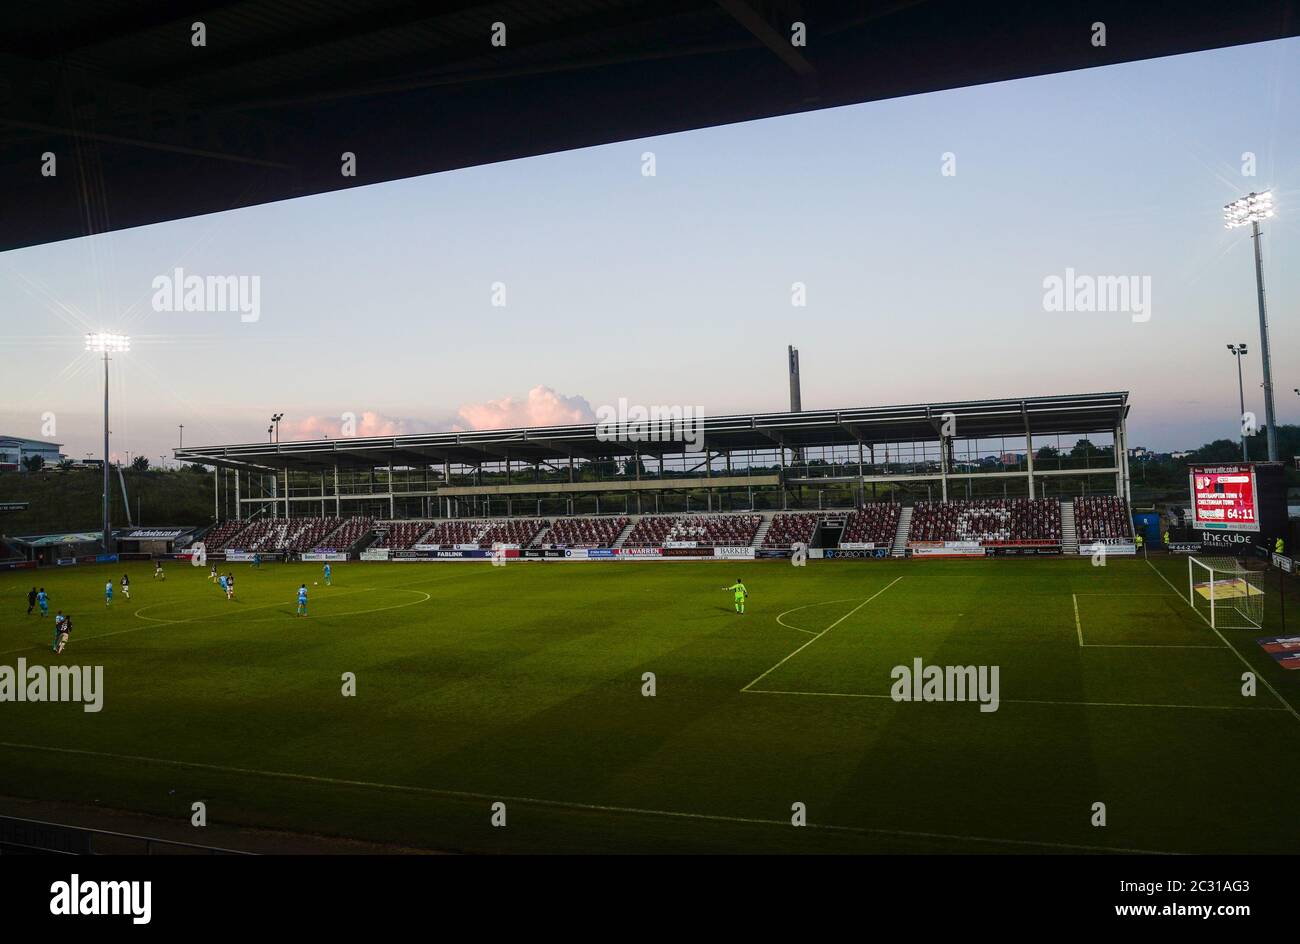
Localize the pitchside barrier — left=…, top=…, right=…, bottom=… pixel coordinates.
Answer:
left=1078, top=540, right=1136, bottom=556
left=132, top=540, right=1220, bottom=565
left=0, top=814, right=250, bottom=855
left=383, top=547, right=763, bottom=561
left=908, top=541, right=1064, bottom=558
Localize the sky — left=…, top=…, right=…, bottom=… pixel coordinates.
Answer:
left=1, top=36, right=1298, bottom=463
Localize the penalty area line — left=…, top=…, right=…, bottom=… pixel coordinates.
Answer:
left=1145, top=559, right=1300, bottom=724
left=1072, top=592, right=1225, bottom=649
left=0, top=739, right=1175, bottom=855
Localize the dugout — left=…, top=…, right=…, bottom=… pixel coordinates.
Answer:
left=8, top=531, right=109, bottom=565
left=114, top=527, right=199, bottom=557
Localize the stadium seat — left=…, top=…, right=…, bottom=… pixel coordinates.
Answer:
left=623, top=514, right=761, bottom=547
left=479, top=519, right=549, bottom=548
left=1074, top=496, right=1133, bottom=543
left=908, top=499, right=1061, bottom=544
left=374, top=521, right=436, bottom=549
left=539, top=517, right=629, bottom=548
left=839, top=504, right=902, bottom=545
left=202, top=519, right=253, bottom=551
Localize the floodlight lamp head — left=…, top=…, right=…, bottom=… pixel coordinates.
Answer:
left=1223, top=190, right=1275, bottom=228
left=85, top=332, right=130, bottom=353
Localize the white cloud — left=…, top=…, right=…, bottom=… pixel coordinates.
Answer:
left=275, top=386, right=594, bottom=443
left=455, top=385, right=595, bottom=431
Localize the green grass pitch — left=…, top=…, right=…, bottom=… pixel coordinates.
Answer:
left=1, top=556, right=1298, bottom=853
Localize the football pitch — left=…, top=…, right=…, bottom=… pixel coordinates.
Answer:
left=2, top=556, right=1298, bottom=854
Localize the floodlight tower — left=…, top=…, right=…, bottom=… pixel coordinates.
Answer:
left=1223, top=191, right=1278, bottom=460
left=1226, top=343, right=1248, bottom=461
left=85, top=333, right=130, bottom=553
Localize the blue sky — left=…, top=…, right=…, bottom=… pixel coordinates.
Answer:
left=2, top=36, right=1297, bottom=462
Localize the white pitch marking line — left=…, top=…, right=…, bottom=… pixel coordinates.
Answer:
left=776, top=598, right=865, bottom=636
left=0, top=739, right=1176, bottom=855
left=743, top=689, right=1286, bottom=711
left=231, top=589, right=431, bottom=623
left=1084, top=644, right=1227, bottom=649
left=742, top=576, right=902, bottom=692
left=1072, top=591, right=1224, bottom=649
left=1145, top=559, right=1300, bottom=724
left=132, top=586, right=379, bottom=624
left=0, top=566, right=485, bottom=656
left=43, top=584, right=383, bottom=648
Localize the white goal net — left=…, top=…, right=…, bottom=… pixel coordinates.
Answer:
left=1187, top=556, right=1264, bottom=629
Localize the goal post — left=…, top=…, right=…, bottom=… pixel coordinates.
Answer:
left=1188, top=556, right=1264, bottom=629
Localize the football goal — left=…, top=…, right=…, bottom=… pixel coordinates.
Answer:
left=1187, top=556, right=1264, bottom=629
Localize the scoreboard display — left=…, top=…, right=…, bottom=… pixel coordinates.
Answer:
left=1190, top=462, right=1288, bottom=554
left=1189, top=464, right=1260, bottom=531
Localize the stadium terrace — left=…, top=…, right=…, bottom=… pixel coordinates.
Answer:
left=175, top=392, right=1131, bottom=522
left=172, top=392, right=1138, bottom=562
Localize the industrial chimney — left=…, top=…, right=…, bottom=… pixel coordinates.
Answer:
left=788, top=345, right=802, bottom=413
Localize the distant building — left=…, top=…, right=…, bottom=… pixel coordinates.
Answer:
left=0, top=436, right=64, bottom=471
left=1171, top=450, right=1192, bottom=460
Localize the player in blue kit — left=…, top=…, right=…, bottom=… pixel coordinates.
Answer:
left=323, top=562, right=332, bottom=586
left=219, top=573, right=228, bottom=596
left=296, top=584, right=308, bottom=616
left=37, top=588, right=48, bottom=617
left=104, top=580, right=113, bottom=607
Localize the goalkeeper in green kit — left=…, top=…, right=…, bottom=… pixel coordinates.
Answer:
left=724, top=578, right=748, bottom=614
